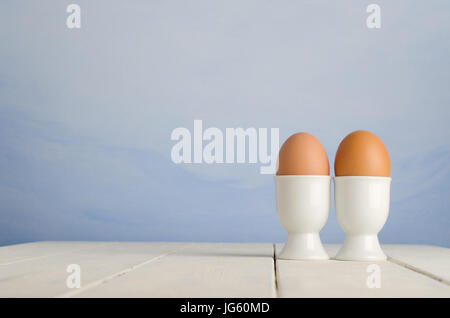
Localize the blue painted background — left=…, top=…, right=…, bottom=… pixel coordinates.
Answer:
left=0, top=1, right=449, bottom=246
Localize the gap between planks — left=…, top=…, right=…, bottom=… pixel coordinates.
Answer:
left=56, top=246, right=185, bottom=298
left=387, top=256, right=450, bottom=287
left=272, top=244, right=280, bottom=298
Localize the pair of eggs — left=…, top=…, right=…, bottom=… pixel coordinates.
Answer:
left=276, top=130, right=390, bottom=177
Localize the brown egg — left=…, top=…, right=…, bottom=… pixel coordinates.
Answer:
left=276, top=132, right=329, bottom=175
left=334, top=130, right=390, bottom=177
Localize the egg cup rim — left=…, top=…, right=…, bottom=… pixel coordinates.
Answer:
left=274, top=175, right=331, bottom=178
left=334, top=176, right=391, bottom=181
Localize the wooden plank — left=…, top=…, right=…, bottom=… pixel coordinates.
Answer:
left=0, top=242, right=184, bottom=297
left=275, top=244, right=450, bottom=298
left=72, top=243, right=276, bottom=298
left=383, top=245, right=450, bottom=285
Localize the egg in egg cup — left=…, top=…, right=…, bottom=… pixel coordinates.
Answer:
left=334, top=131, right=391, bottom=261
left=275, top=133, right=330, bottom=260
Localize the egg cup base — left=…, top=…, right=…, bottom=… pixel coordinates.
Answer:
left=278, top=233, right=329, bottom=260
left=335, top=234, right=387, bottom=261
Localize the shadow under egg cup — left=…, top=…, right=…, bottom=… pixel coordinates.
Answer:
left=334, top=176, right=391, bottom=261
left=275, top=175, right=330, bottom=260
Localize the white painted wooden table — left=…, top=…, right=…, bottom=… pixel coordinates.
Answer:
left=0, top=242, right=449, bottom=298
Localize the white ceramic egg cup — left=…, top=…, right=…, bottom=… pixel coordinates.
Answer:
left=334, top=176, right=391, bottom=261
left=275, top=175, right=330, bottom=260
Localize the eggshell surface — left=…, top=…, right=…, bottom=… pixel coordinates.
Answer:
left=276, top=132, right=329, bottom=175
left=334, top=130, right=390, bottom=177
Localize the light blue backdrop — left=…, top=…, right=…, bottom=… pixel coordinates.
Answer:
left=0, top=1, right=449, bottom=246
